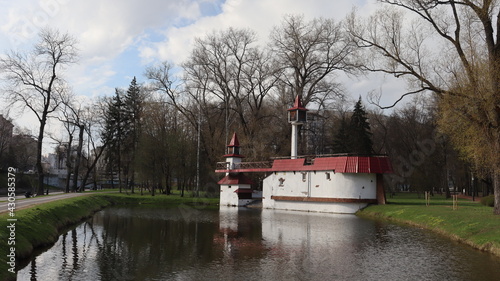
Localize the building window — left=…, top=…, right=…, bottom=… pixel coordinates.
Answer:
left=325, top=172, right=331, bottom=181
left=278, top=178, right=285, bottom=187
left=302, top=172, right=307, bottom=182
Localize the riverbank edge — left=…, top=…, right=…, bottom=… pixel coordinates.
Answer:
left=0, top=193, right=219, bottom=281
left=356, top=206, right=500, bottom=258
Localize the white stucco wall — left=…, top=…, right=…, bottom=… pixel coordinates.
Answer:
left=262, top=171, right=377, bottom=213
left=220, top=184, right=252, bottom=206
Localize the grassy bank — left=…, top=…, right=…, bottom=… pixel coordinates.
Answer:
left=0, top=192, right=219, bottom=281
left=357, top=193, right=500, bottom=257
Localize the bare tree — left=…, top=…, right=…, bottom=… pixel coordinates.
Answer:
left=182, top=28, right=280, bottom=146
left=269, top=15, right=356, bottom=106
left=59, top=95, right=86, bottom=192
left=147, top=28, right=280, bottom=162
left=0, top=29, right=77, bottom=195
left=79, top=101, right=109, bottom=191
left=348, top=1, right=500, bottom=214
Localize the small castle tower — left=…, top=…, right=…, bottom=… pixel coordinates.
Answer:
left=288, top=95, right=308, bottom=159
left=223, top=132, right=243, bottom=174
left=218, top=133, right=255, bottom=206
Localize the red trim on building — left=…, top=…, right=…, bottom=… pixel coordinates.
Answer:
left=222, top=154, right=245, bottom=158
left=215, top=168, right=272, bottom=173
left=217, top=173, right=255, bottom=185
left=234, top=188, right=253, bottom=193
left=271, top=196, right=378, bottom=203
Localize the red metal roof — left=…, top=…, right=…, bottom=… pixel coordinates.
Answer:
left=217, top=173, right=255, bottom=185
left=216, top=156, right=392, bottom=174
left=287, top=95, right=308, bottom=111
left=271, top=159, right=306, bottom=171
left=228, top=132, right=240, bottom=147
left=312, top=157, right=342, bottom=170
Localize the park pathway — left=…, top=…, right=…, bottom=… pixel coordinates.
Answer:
left=0, top=192, right=97, bottom=214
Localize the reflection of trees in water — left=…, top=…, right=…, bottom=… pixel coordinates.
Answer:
left=19, top=208, right=500, bottom=281
left=88, top=207, right=268, bottom=279
left=71, top=229, right=78, bottom=272
left=94, top=207, right=222, bottom=280
left=25, top=219, right=102, bottom=280
left=28, top=257, right=36, bottom=280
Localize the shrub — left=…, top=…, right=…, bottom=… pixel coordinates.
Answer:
left=480, top=195, right=495, bottom=207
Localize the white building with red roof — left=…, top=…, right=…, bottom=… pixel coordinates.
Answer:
left=216, top=96, right=392, bottom=213
left=218, top=133, right=257, bottom=206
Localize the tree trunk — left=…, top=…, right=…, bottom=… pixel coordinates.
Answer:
left=36, top=118, right=46, bottom=196
left=165, top=176, right=171, bottom=195
left=129, top=169, right=135, bottom=193
left=81, top=143, right=107, bottom=191
left=72, top=125, right=84, bottom=192
left=494, top=167, right=500, bottom=215
left=65, top=135, right=73, bottom=193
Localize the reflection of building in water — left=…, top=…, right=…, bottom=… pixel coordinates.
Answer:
left=215, top=206, right=266, bottom=260
left=216, top=96, right=392, bottom=213
left=259, top=209, right=374, bottom=279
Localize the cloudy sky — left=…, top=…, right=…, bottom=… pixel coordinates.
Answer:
left=0, top=0, right=405, bottom=137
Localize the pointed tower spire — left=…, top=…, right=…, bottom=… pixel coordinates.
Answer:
left=228, top=132, right=240, bottom=147
left=288, top=95, right=308, bottom=124
left=224, top=132, right=243, bottom=158
left=289, top=95, right=305, bottom=110
left=223, top=132, right=244, bottom=174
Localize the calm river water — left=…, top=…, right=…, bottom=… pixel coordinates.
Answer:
left=17, top=205, right=500, bottom=281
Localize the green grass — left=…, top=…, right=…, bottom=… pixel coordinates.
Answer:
left=0, top=192, right=219, bottom=281
left=358, top=193, right=500, bottom=257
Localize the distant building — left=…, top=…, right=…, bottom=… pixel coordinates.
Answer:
left=11, top=134, right=37, bottom=172
left=0, top=115, right=14, bottom=167
left=47, top=152, right=67, bottom=176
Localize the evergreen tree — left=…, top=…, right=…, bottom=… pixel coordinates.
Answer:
left=102, top=89, right=126, bottom=192
left=332, top=118, right=350, bottom=153
left=123, top=77, right=143, bottom=192
left=101, top=77, right=144, bottom=193
left=332, top=98, right=374, bottom=155
left=349, top=97, right=373, bottom=155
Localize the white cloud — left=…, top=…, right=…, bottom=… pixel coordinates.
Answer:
left=0, top=0, right=412, bottom=149
left=1, top=0, right=386, bottom=98
left=140, top=0, right=376, bottom=64
left=51, top=0, right=198, bottom=62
